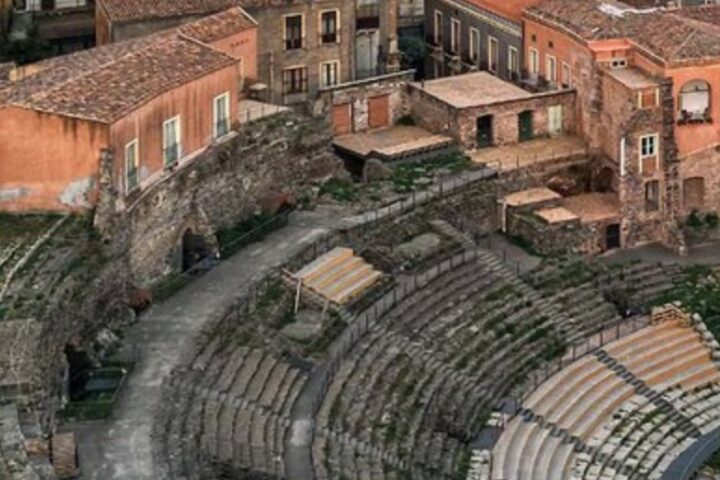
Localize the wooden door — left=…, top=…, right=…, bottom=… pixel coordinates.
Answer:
left=332, top=103, right=352, bottom=136
left=368, top=95, right=390, bottom=129
left=518, top=110, right=534, bottom=142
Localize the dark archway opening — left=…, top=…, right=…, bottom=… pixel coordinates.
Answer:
left=182, top=228, right=211, bottom=272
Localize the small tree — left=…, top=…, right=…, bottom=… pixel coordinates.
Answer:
left=398, top=35, right=426, bottom=79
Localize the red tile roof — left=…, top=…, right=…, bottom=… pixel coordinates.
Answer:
left=465, top=0, right=542, bottom=22
left=0, top=26, right=238, bottom=123
left=98, top=0, right=243, bottom=23
left=179, top=6, right=256, bottom=43
left=526, top=0, right=720, bottom=65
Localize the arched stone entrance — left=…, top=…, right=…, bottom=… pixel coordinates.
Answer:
left=181, top=228, right=212, bottom=272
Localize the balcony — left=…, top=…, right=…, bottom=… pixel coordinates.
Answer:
left=356, top=3, right=379, bottom=30
left=677, top=109, right=712, bottom=126
left=11, top=0, right=94, bottom=42
left=284, top=36, right=304, bottom=51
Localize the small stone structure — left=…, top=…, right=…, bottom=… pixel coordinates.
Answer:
left=315, top=70, right=414, bottom=135
left=408, top=72, right=577, bottom=149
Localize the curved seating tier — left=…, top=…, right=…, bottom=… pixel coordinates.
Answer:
left=155, top=336, right=307, bottom=480
left=312, top=248, right=576, bottom=479
left=492, top=320, right=720, bottom=480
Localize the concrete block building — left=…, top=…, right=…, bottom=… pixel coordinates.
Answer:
left=0, top=8, right=257, bottom=212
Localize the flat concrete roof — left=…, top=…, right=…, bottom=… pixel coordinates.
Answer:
left=606, top=68, right=659, bottom=90
left=561, top=193, right=622, bottom=224
left=333, top=125, right=452, bottom=159
left=504, top=187, right=561, bottom=207
left=412, top=71, right=532, bottom=108
left=536, top=206, right=579, bottom=224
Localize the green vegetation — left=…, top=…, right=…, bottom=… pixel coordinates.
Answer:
left=319, top=178, right=358, bottom=202
left=303, top=314, right=348, bottom=357
left=392, top=152, right=471, bottom=193
left=398, top=35, right=426, bottom=75
left=217, top=212, right=287, bottom=257
left=654, top=265, right=720, bottom=337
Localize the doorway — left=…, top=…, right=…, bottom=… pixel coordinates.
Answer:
left=476, top=115, right=493, bottom=148
left=518, top=110, right=534, bottom=142
left=181, top=229, right=211, bottom=272
left=548, top=105, right=563, bottom=136
left=605, top=224, right=621, bottom=250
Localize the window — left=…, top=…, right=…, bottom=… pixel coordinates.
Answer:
left=213, top=92, right=230, bottom=139
left=320, top=60, right=339, bottom=87
left=508, top=47, right=519, bottom=79
left=562, top=62, right=571, bottom=87
left=488, top=36, right=499, bottom=73
left=163, top=116, right=181, bottom=166
left=678, top=79, right=711, bottom=124
left=433, top=10, right=443, bottom=44
left=645, top=180, right=660, bottom=212
left=611, top=58, right=627, bottom=69
left=529, top=48, right=539, bottom=76
left=639, top=133, right=659, bottom=174
left=640, top=134, right=658, bottom=158
left=683, top=177, right=705, bottom=210
left=469, top=28, right=480, bottom=63
left=450, top=18, right=460, bottom=53
left=125, top=139, right=139, bottom=193
left=545, top=54, right=557, bottom=84
left=638, top=88, right=658, bottom=109
left=283, top=66, right=307, bottom=94
left=320, top=10, right=338, bottom=44
left=284, top=14, right=303, bottom=50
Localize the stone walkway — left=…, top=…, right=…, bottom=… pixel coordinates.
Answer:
left=75, top=210, right=338, bottom=480
left=600, top=242, right=720, bottom=266
left=73, top=165, right=494, bottom=479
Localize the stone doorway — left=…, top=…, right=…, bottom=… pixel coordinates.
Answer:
left=476, top=115, right=493, bottom=148
left=605, top=223, right=621, bottom=250
left=181, top=228, right=212, bottom=272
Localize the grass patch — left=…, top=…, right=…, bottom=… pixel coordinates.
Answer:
left=392, top=151, right=471, bottom=193
left=319, top=178, right=358, bottom=202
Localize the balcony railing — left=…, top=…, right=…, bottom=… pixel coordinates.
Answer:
left=677, top=109, right=712, bottom=125
left=320, top=32, right=337, bottom=44
left=284, top=36, right=304, bottom=50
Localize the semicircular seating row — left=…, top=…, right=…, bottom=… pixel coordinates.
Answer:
left=493, top=320, right=720, bottom=480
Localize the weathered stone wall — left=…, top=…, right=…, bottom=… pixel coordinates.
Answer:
left=314, top=70, right=414, bottom=132
left=408, top=86, right=577, bottom=149
left=507, top=210, right=593, bottom=255
left=120, top=112, right=344, bottom=285
left=679, top=146, right=720, bottom=217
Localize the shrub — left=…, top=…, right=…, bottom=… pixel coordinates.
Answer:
left=706, top=212, right=720, bottom=229
left=687, top=210, right=703, bottom=228
left=319, top=178, right=357, bottom=202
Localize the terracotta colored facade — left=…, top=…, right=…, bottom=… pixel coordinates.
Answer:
left=521, top=0, right=720, bottom=252
left=0, top=9, right=255, bottom=213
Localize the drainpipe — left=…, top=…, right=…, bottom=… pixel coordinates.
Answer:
left=620, top=137, right=626, bottom=177
left=269, top=51, right=274, bottom=104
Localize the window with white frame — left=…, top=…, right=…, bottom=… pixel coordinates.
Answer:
left=508, top=46, right=519, bottom=78
left=320, top=10, right=338, bottom=44
left=284, top=14, right=303, bottom=50
left=450, top=18, right=460, bottom=53
left=433, top=10, right=443, bottom=44
left=640, top=134, right=658, bottom=158
left=529, top=47, right=539, bottom=76
left=125, top=139, right=139, bottom=192
left=283, top=66, right=307, bottom=94
left=213, top=92, right=230, bottom=139
left=320, top=60, right=339, bottom=87
left=469, top=28, right=479, bottom=63
left=639, top=133, right=659, bottom=174
left=545, top=54, right=557, bottom=84
left=488, top=36, right=499, bottom=73
left=163, top=116, right=181, bottom=166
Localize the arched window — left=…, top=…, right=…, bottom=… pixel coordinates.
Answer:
left=678, top=80, right=711, bottom=124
